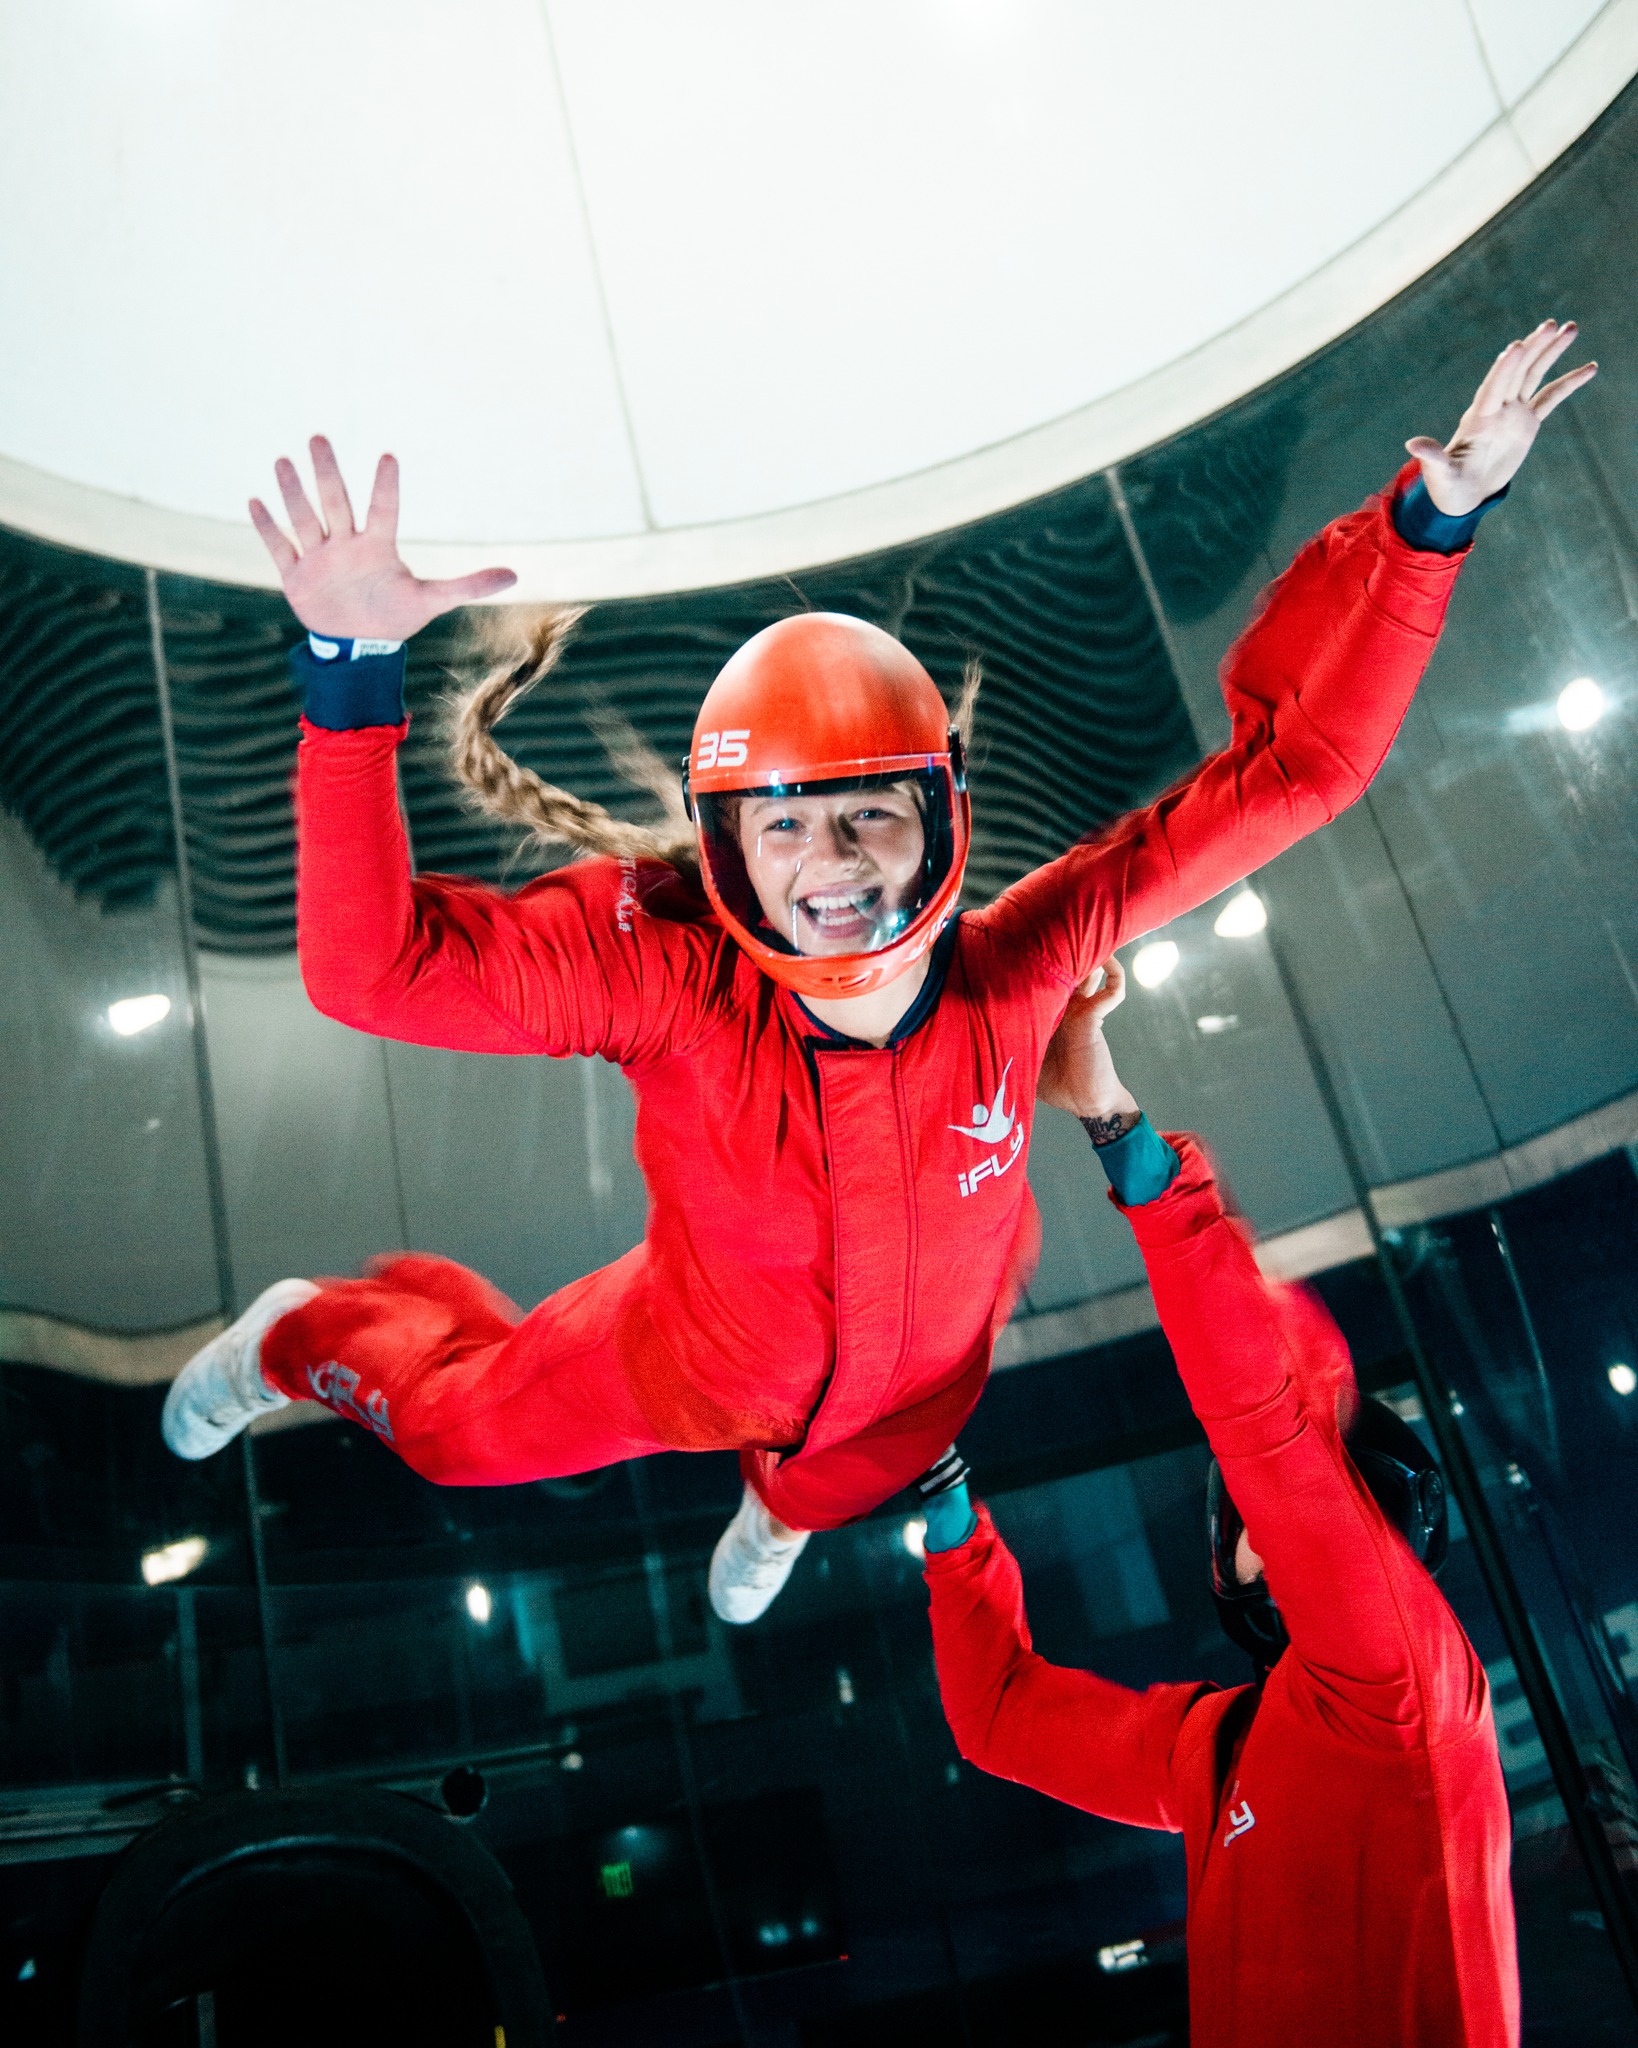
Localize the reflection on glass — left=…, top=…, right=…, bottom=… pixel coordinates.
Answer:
left=1132, top=938, right=1180, bottom=987
left=140, top=1536, right=207, bottom=1587
left=1386, top=1155, right=1638, bottom=2033
left=106, top=992, right=172, bottom=1037
left=0, top=534, right=220, bottom=1333
left=1211, top=887, right=1266, bottom=938
left=1557, top=676, right=1607, bottom=731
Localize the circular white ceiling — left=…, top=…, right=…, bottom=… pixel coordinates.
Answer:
left=0, top=0, right=1630, bottom=596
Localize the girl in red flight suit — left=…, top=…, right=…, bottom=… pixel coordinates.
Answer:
left=163, top=322, right=1592, bottom=1624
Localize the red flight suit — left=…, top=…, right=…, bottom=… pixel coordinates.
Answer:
left=263, top=468, right=1467, bottom=1531
left=925, top=1135, right=1518, bottom=2046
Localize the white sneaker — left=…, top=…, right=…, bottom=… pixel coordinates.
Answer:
left=161, top=1278, right=319, bottom=1460
left=708, top=1485, right=810, bottom=1624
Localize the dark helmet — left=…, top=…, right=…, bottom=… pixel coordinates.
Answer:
left=1206, top=1397, right=1449, bottom=1676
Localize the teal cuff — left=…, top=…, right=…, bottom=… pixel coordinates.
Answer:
left=923, top=1481, right=977, bottom=1553
left=291, top=641, right=408, bottom=730
left=1088, top=1112, right=1181, bottom=1207
left=1393, top=474, right=1507, bottom=555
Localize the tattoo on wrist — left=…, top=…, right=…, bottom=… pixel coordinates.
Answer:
left=1081, top=1110, right=1140, bottom=1148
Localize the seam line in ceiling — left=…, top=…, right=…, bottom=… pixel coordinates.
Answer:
left=535, top=0, right=657, bottom=533
left=1458, top=0, right=1510, bottom=123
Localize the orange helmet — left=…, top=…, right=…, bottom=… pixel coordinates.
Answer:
left=686, top=613, right=970, bottom=999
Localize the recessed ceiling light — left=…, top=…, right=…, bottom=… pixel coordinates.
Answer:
left=1098, top=1939, right=1149, bottom=1974
left=1213, top=888, right=1267, bottom=938
left=1557, top=677, right=1606, bottom=731
left=108, top=993, right=172, bottom=1036
left=1196, top=1014, right=1239, bottom=1035
left=1609, top=1363, right=1636, bottom=1397
left=902, top=1517, right=927, bottom=1560
left=466, top=1582, right=493, bottom=1623
left=142, top=1536, right=207, bottom=1586
left=1132, top=939, right=1179, bottom=988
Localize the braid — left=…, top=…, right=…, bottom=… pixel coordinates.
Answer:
left=447, top=605, right=697, bottom=869
left=952, top=655, right=982, bottom=752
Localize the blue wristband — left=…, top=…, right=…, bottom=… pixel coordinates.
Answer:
left=291, top=640, right=409, bottom=731
left=1087, top=1112, right=1181, bottom=1208
left=1392, top=474, right=1508, bottom=555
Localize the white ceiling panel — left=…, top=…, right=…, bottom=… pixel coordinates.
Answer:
left=0, top=0, right=647, bottom=539
left=0, top=0, right=1627, bottom=588
left=549, top=0, right=1495, bottom=526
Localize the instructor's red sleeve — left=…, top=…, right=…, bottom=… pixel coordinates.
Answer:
left=1124, top=1137, right=1489, bottom=1751
left=989, top=465, right=1467, bottom=986
left=293, top=721, right=721, bottom=1062
left=925, top=1504, right=1213, bottom=1829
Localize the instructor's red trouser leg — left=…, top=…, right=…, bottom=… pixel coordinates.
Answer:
left=260, top=1249, right=672, bottom=1485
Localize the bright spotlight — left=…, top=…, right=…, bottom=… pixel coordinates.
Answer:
left=108, top=994, right=172, bottom=1036
left=1557, top=677, right=1606, bottom=732
left=1131, top=940, right=1179, bottom=989
left=1213, top=888, right=1267, bottom=939
left=1610, top=1363, right=1636, bottom=1397
left=902, top=1516, right=928, bottom=1561
left=465, top=1582, right=493, bottom=1624
left=142, top=1536, right=207, bottom=1586
left=1196, top=1014, right=1239, bottom=1036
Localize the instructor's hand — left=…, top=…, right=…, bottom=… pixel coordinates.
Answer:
left=1406, top=319, right=1596, bottom=516
left=1038, top=956, right=1138, bottom=1127
left=249, top=437, right=517, bottom=640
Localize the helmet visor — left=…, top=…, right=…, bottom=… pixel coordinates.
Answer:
left=694, top=767, right=958, bottom=961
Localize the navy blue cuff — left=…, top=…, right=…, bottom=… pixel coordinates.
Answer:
left=923, top=1481, right=978, bottom=1554
left=1086, top=1112, right=1181, bottom=1208
left=290, top=642, right=408, bottom=731
left=1392, top=474, right=1508, bottom=555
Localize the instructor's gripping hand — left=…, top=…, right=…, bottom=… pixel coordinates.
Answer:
left=1037, top=956, right=1141, bottom=1139
left=1405, top=318, right=1596, bottom=516
left=249, top=438, right=517, bottom=641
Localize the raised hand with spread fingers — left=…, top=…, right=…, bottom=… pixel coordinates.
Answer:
left=249, top=436, right=516, bottom=641
left=1406, top=318, right=1596, bottom=515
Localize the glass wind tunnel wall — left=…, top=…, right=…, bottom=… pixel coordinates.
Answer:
left=4, top=76, right=1638, bottom=2048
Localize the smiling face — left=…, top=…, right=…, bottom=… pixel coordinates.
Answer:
left=736, top=783, right=928, bottom=956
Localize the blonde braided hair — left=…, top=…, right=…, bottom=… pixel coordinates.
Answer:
left=448, top=604, right=697, bottom=869
left=446, top=606, right=982, bottom=875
